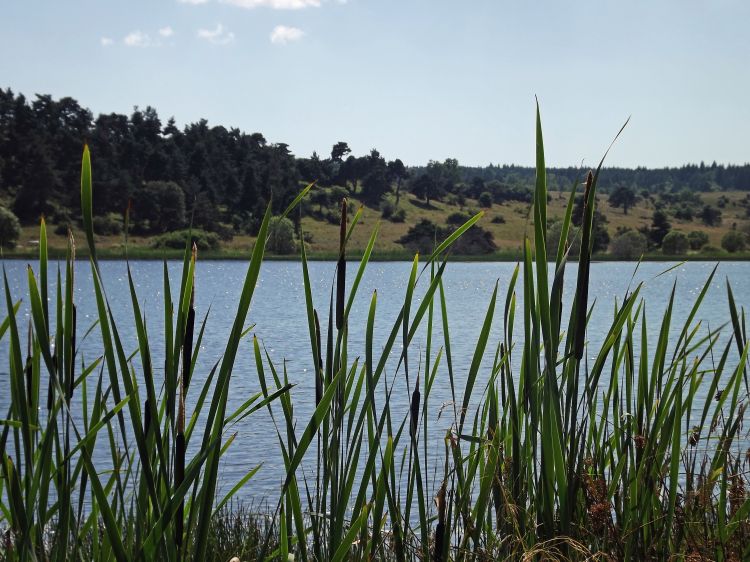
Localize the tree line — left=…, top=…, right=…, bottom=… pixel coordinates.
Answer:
left=1, top=88, right=749, bottom=239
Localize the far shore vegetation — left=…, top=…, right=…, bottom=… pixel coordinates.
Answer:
left=1, top=88, right=750, bottom=261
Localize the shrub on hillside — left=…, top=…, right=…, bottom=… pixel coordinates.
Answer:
left=0, top=206, right=21, bottom=249
left=93, top=212, right=124, bottom=236
left=380, top=200, right=396, bottom=220
left=673, top=206, right=694, bottom=221
left=398, top=219, right=496, bottom=255
left=721, top=230, right=747, bottom=253
left=133, top=181, right=187, bottom=233
left=490, top=215, right=505, bottom=224
left=151, top=229, right=221, bottom=251
left=699, top=205, right=722, bottom=226
left=546, top=220, right=581, bottom=260
left=213, top=222, right=235, bottom=242
left=390, top=208, right=406, bottom=223
left=687, top=231, right=709, bottom=250
left=325, top=209, right=341, bottom=225
left=478, top=191, right=493, bottom=208
left=609, top=230, right=647, bottom=259
left=268, top=216, right=297, bottom=255
left=446, top=211, right=472, bottom=225
left=661, top=231, right=689, bottom=255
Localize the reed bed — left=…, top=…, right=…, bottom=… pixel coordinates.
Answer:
left=1, top=105, right=749, bottom=561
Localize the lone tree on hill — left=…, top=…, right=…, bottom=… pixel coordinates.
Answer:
left=608, top=184, right=638, bottom=214
left=387, top=159, right=408, bottom=204
left=698, top=205, right=722, bottom=226
left=650, top=209, right=671, bottom=247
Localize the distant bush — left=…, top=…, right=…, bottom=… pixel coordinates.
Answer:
left=610, top=230, right=647, bottom=259
left=325, top=209, right=341, bottom=225
left=134, top=181, right=187, bottom=233
left=721, top=230, right=747, bottom=253
left=446, top=211, right=472, bottom=226
left=673, top=206, right=693, bottom=221
left=687, top=231, right=709, bottom=250
left=93, top=212, right=124, bottom=236
left=478, top=192, right=493, bottom=208
left=0, top=206, right=21, bottom=249
left=490, top=215, right=505, bottom=224
left=54, top=223, right=73, bottom=236
left=268, top=216, right=297, bottom=255
left=699, top=205, right=722, bottom=226
left=546, top=221, right=581, bottom=260
left=151, top=229, right=221, bottom=251
left=213, top=222, right=235, bottom=242
left=661, top=231, right=689, bottom=255
left=380, top=200, right=396, bottom=219
left=444, top=193, right=459, bottom=207
left=701, top=245, right=722, bottom=254
left=398, top=219, right=496, bottom=255
left=390, top=208, right=406, bottom=223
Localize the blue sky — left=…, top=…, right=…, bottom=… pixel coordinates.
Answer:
left=1, top=0, right=748, bottom=167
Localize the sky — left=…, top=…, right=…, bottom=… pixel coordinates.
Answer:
left=1, top=0, right=749, bottom=168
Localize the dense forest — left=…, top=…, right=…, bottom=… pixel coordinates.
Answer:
left=1, top=88, right=750, bottom=240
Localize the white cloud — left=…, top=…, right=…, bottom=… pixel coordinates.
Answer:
left=270, top=24, right=304, bottom=44
left=123, top=30, right=153, bottom=47
left=178, top=0, right=210, bottom=4
left=100, top=37, right=114, bottom=47
left=223, top=0, right=320, bottom=9
left=159, top=26, right=175, bottom=37
left=197, top=23, right=235, bottom=45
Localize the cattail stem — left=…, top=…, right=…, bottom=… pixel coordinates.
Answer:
left=176, top=242, right=191, bottom=554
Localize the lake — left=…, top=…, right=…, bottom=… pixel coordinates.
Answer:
left=1, top=259, right=749, bottom=503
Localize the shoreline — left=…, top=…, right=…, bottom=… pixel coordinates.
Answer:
left=2, top=248, right=749, bottom=262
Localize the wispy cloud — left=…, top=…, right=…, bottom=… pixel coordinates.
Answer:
left=197, top=23, right=235, bottom=45
left=123, top=30, right=153, bottom=47
left=178, top=0, right=210, bottom=4
left=223, top=0, right=320, bottom=9
left=100, top=37, right=114, bottom=47
left=159, top=26, right=175, bottom=37
left=270, top=24, right=304, bottom=44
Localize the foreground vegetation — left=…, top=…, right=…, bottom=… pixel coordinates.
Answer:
left=1, top=107, right=749, bottom=561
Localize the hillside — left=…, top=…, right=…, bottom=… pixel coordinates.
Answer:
left=7, top=187, right=750, bottom=259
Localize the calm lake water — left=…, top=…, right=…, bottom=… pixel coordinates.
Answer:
left=1, top=259, right=749, bottom=503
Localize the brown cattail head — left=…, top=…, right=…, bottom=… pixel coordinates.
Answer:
left=409, top=375, right=421, bottom=438
left=336, top=198, right=347, bottom=331
left=573, top=170, right=595, bottom=360
left=190, top=242, right=197, bottom=308
left=433, top=480, right=448, bottom=562
left=177, top=375, right=185, bottom=436
left=183, top=246, right=197, bottom=392
left=143, top=398, right=151, bottom=437
left=583, top=170, right=593, bottom=202
left=69, top=304, right=77, bottom=401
